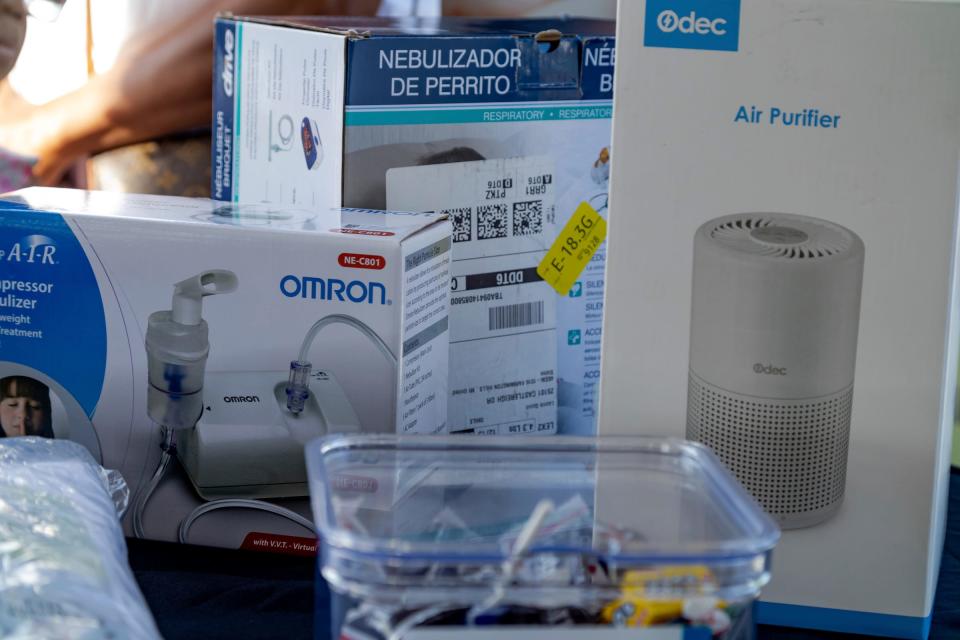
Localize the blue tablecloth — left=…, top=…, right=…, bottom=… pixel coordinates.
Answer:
left=129, top=469, right=960, bottom=640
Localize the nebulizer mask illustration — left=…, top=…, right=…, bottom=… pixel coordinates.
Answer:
left=588, top=146, right=611, bottom=212
left=135, top=270, right=394, bottom=542
left=590, top=146, right=610, bottom=185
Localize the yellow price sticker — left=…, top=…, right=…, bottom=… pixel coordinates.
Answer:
left=537, top=201, right=607, bottom=296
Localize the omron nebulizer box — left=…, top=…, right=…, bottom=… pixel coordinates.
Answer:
left=212, top=16, right=614, bottom=437
left=599, top=1, right=960, bottom=637
left=0, top=187, right=451, bottom=550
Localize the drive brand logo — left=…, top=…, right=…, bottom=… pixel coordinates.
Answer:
left=1, top=235, right=58, bottom=265
left=221, top=28, right=235, bottom=97
left=644, top=0, right=741, bottom=52
left=754, top=363, right=787, bottom=376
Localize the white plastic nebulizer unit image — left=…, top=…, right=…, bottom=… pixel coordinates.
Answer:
left=138, top=270, right=393, bottom=541
left=686, top=213, right=865, bottom=529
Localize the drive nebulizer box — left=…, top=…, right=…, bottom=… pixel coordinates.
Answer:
left=212, top=16, right=615, bottom=437
left=600, top=1, right=960, bottom=637
left=0, top=188, right=451, bottom=550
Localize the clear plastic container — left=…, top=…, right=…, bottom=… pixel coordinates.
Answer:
left=306, top=435, right=780, bottom=640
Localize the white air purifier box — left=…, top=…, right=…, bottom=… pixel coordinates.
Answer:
left=0, top=188, right=451, bottom=551
left=599, top=1, right=960, bottom=637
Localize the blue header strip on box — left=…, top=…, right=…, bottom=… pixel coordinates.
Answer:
left=757, top=602, right=932, bottom=639
left=582, top=38, right=616, bottom=100
left=346, top=35, right=614, bottom=106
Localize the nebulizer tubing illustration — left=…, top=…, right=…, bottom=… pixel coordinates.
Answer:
left=269, top=114, right=295, bottom=160
left=132, top=427, right=175, bottom=538
left=285, top=314, right=397, bottom=416
left=588, top=192, right=608, bottom=214
left=134, top=271, right=396, bottom=542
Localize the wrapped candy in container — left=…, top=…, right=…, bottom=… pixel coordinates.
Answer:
left=306, top=435, right=780, bottom=640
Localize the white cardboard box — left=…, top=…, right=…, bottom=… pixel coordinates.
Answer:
left=0, top=188, right=451, bottom=550
left=600, top=1, right=960, bottom=636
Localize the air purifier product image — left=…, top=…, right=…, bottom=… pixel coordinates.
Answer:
left=686, top=213, right=865, bottom=529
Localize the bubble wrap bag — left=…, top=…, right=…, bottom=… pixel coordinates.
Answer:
left=0, top=437, right=161, bottom=640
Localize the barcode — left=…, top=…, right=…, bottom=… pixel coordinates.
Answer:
left=512, top=200, right=543, bottom=236
left=477, top=203, right=508, bottom=240
left=444, top=206, right=472, bottom=243
left=488, top=301, right=545, bottom=330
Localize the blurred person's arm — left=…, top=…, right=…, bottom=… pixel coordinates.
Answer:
left=0, top=0, right=378, bottom=185
left=0, top=79, right=29, bottom=116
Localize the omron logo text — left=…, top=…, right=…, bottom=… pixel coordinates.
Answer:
left=224, top=395, right=260, bottom=403
left=280, top=275, right=388, bottom=305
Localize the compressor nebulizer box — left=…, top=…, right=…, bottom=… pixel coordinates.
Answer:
left=0, top=188, right=452, bottom=549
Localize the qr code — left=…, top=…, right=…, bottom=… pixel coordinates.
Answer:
left=443, top=207, right=472, bottom=243
left=477, top=204, right=508, bottom=240
left=512, top=200, right=543, bottom=236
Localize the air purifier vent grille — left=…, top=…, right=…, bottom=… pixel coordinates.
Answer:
left=687, top=375, right=851, bottom=525
left=709, top=214, right=854, bottom=260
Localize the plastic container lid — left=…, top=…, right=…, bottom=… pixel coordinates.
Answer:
left=307, top=435, right=780, bottom=605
